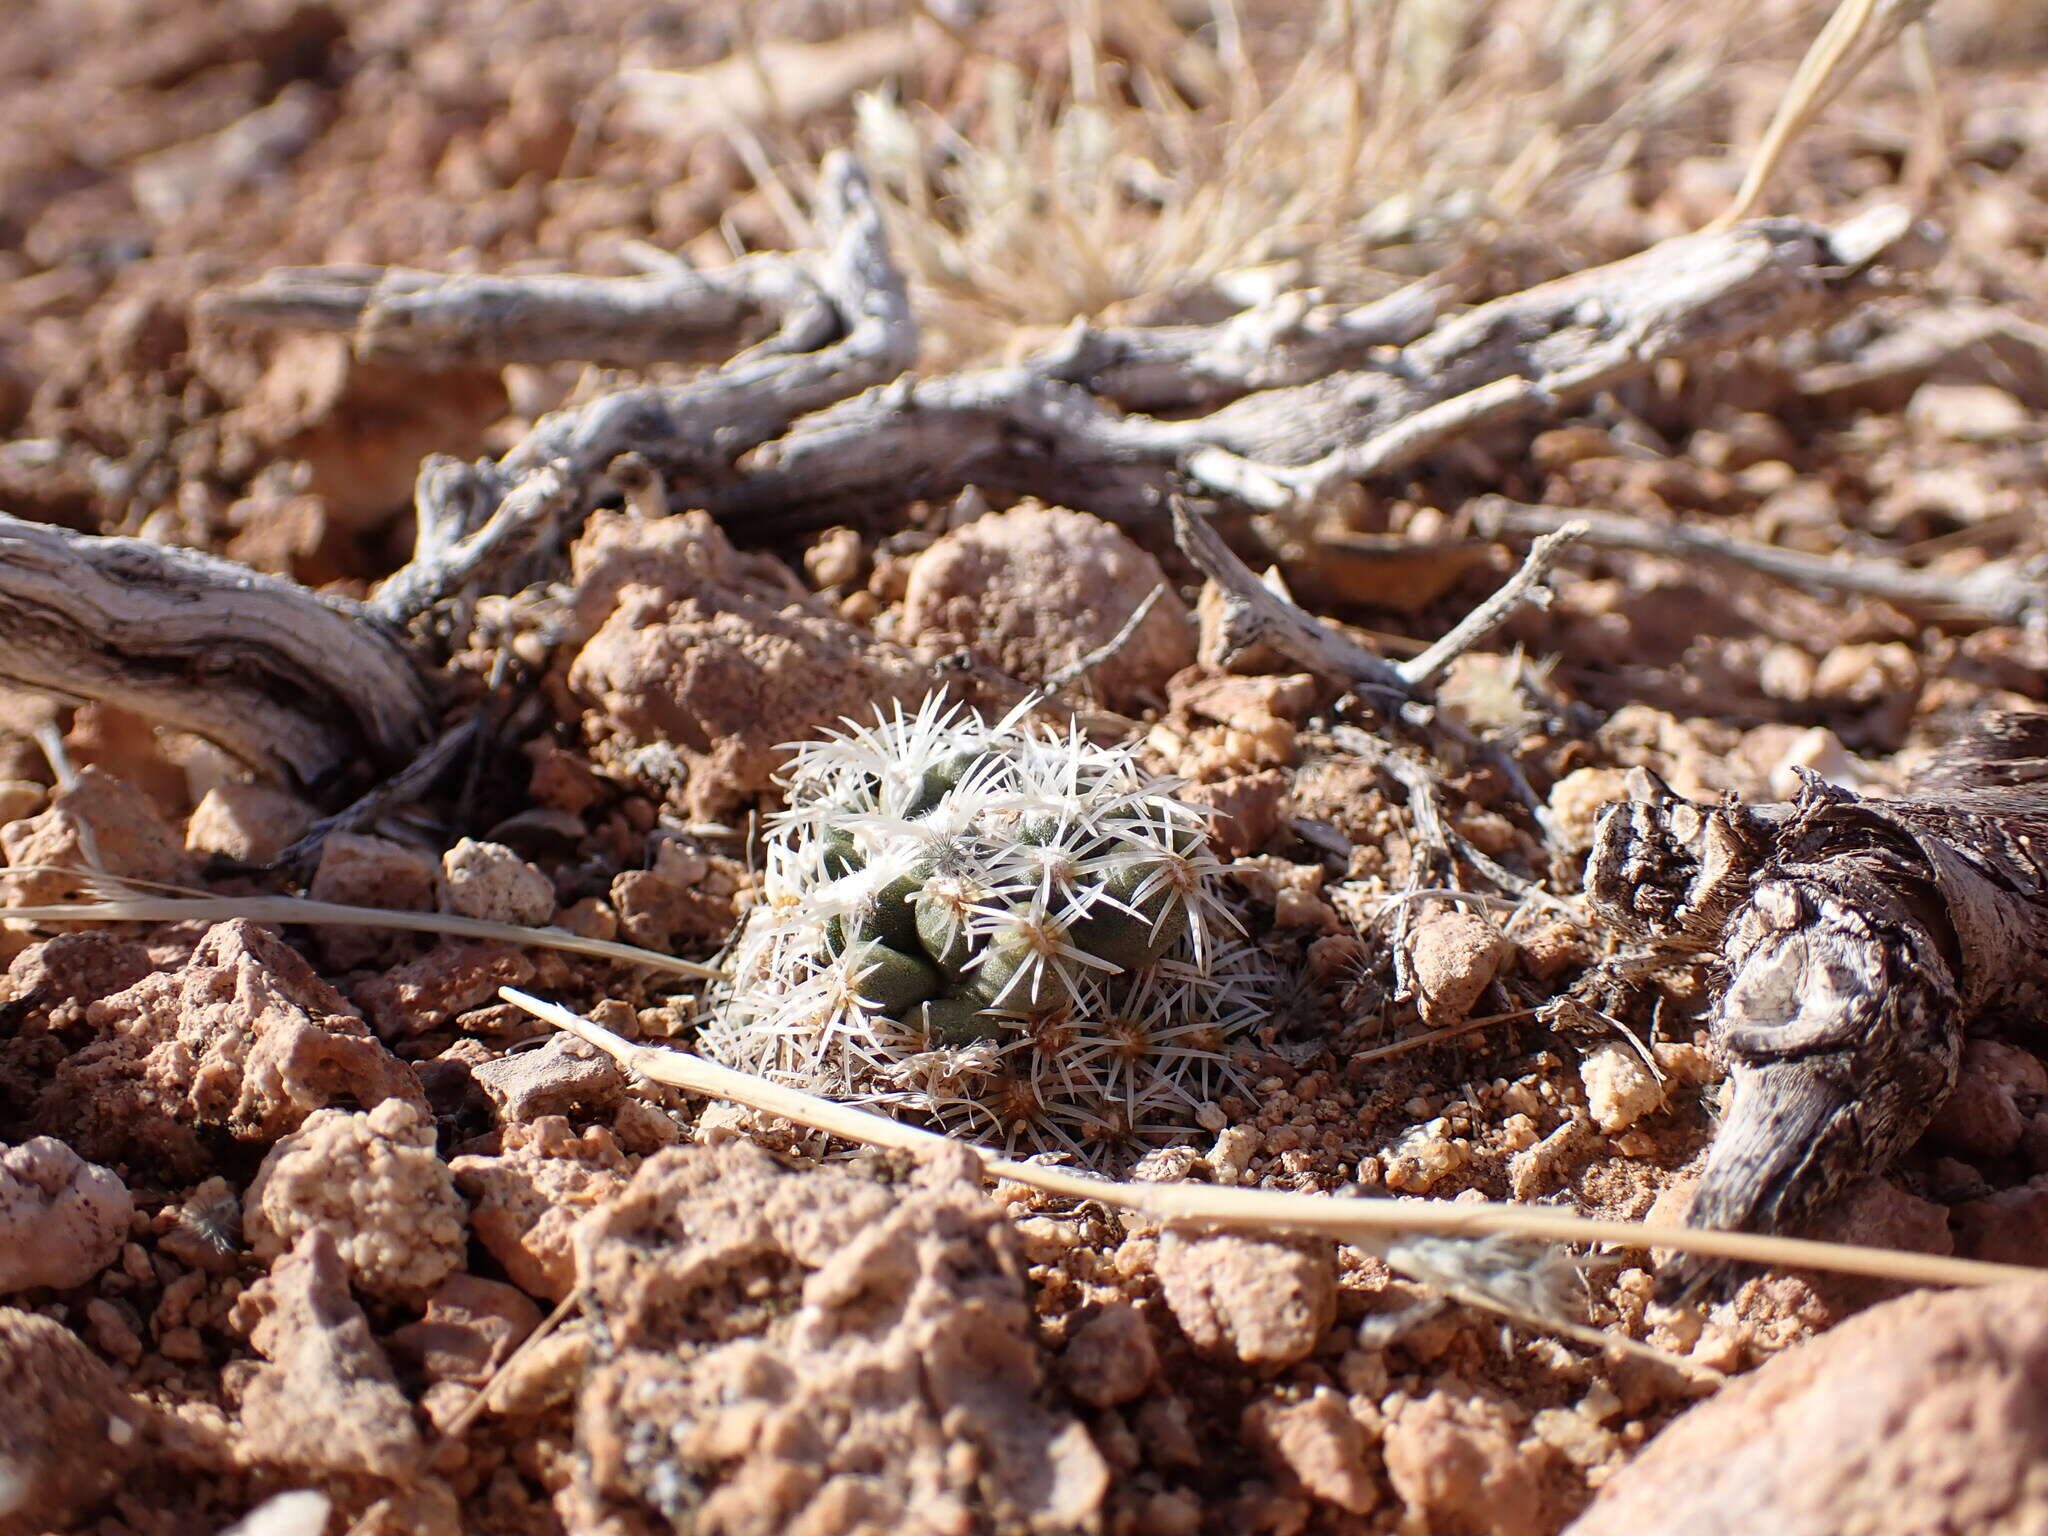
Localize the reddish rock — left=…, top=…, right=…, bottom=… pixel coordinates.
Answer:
left=1384, top=1378, right=1559, bottom=1536
left=1245, top=1390, right=1380, bottom=1516
left=0, top=766, right=197, bottom=908
left=38, top=920, right=421, bottom=1178
left=1180, top=770, right=1289, bottom=858
left=2, top=932, right=151, bottom=1034
left=471, top=1033, right=624, bottom=1123
left=0, top=1137, right=131, bottom=1294
left=900, top=504, right=1194, bottom=711
left=1956, top=1175, right=2048, bottom=1267
left=388, top=1275, right=542, bottom=1386
left=1059, top=1303, right=1159, bottom=1408
left=1153, top=1232, right=1335, bottom=1371
left=0, top=1308, right=144, bottom=1534
left=1927, top=1039, right=2048, bottom=1160
left=1404, top=912, right=1510, bottom=1028
left=184, top=782, right=316, bottom=864
left=353, top=940, right=535, bottom=1037
left=452, top=1118, right=629, bottom=1301
left=563, top=511, right=930, bottom=823
left=1565, top=1283, right=2048, bottom=1536
left=226, top=1229, right=421, bottom=1481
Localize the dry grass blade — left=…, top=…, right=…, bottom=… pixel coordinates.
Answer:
left=502, top=988, right=2048, bottom=1294
left=1707, top=0, right=1934, bottom=230
left=3, top=869, right=721, bottom=979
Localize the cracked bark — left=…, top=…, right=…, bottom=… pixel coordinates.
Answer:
left=1586, top=715, right=2048, bottom=1295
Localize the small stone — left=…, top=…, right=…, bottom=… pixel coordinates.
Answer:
left=244, top=1100, right=468, bottom=1303
left=307, top=833, right=438, bottom=968
left=1579, top=1042, right=1664, bottom=1134
left=803, top=526, right=864, bottom=589
left=1154, top=1232, right=1335, bottom=1371
left=227, top=1229, right=422, bottom=1480
left=1384, top=1379, right=1557, bottom=1536
left=900, top=504, right=1195, bottom=710
left=1510, top=1116, right=1592, bottom=1201
left=1, top=766, right=198, bottom=907
left=1547, top=767, right=1630, bottom=853
left=452, top=1119, right=628, bottom=1301
left=1179, top=771, right=1290, bottom=858
left=184, top=782, right=316, bottom=864
left=439, top=838, right=556, bottom=927
left=388, top=1275, right=542, bottom=1386
left=83, top=1297, right=142, bottom=1365
left=2, top=932, right=152, bottom=1034
left=1906, top=381, right=2032, bottom=444
left=1059, top=1303, right=1159, bottom=1407
left=0, top=1137, right=131, bottom=1294
left=1244, top=1390, right=1379, bottom=1515
left=352, top=940, right=535, bottom=1037
left=611, top=1098, right=682, bottom=1154
left=1405, top=912, right=1509, bottom=1028
left=471, top=1034, right=625, bottom=1123
left=309, top=832, right=439, bottom=910
left=1927, top=1039, right=2047, bottom=1160
left=1207, top=1123, right=1261, bottom=1185
left=1955, top=1175, right=2048, bottom=1267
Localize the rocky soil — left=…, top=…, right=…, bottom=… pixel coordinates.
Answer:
left=4, top=2, right=2048, bottom=1534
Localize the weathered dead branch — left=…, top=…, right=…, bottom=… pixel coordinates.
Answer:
left=1172, top=503, right=1576, bottom=828
left=364, top=151, right=915, bottom=623
left=204, top=249, right=833, bottom=370
left=701, top=206, right=1931, bottom=532
left=0, top=514, right=434, bottom=786
left=1028, top=271, right=1464, bottom=412
left=1473, top=495, right=2048, bottom=628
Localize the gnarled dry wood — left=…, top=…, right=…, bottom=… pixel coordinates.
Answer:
left=699, top=207, right=1931, bottom=533
left=0, top=514, right=434, bottom=786
left=368, top=151, right=916, bottom=623
left=1029, top=271, right=1463, bottom=412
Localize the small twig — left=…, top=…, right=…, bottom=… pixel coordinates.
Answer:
left=269, top=718, right=481, bottom=870
left=1042, top=585, right=1171, bottom=694
left=1334, top=726, right=1543, bottom=897
left=1350, top=1007, right=1544, bottom=1065
left=1399, top=524, right=1586, bottom=690
left=1030, top=272, right=1463, bottom=412
left=202, top=254, right=824, bottom=370
left=1472, top=496, right=2048, bottom=628
left=1173, top=503, right=1554, bottom=829
left=1171, top=503, right=1411, bottom=700
left=367, top=151, right=916, bottom=624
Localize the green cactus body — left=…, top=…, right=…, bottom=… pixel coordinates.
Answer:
left=706, top=695, right=1270, bottom=1159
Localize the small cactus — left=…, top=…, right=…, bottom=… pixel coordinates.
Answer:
left=705, top=695, right=1270, bottom=1156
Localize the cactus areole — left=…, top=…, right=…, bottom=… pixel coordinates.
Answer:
left=706, top=696, right=1270, bottom=1157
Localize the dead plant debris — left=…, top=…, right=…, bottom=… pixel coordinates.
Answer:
left=3, top=2, right=2048, bottom=1533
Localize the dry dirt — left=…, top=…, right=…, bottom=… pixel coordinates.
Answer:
left=4, top=2, right=2048, bottom=1534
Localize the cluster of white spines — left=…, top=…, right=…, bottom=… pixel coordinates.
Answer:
left=706, top=695, right=1267, bottom=1157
